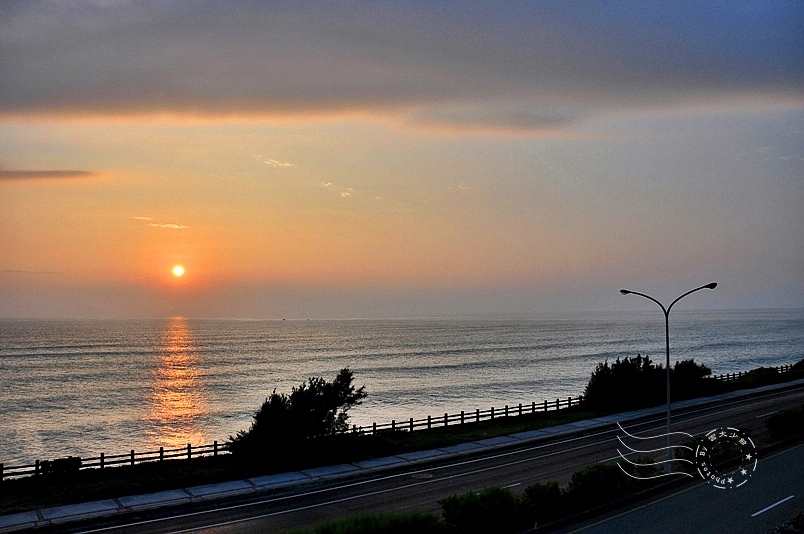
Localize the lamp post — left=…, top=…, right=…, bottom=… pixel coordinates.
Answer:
left=620, top=282, right=717, bottom=470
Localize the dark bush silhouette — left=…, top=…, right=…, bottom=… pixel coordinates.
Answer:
left=583, top=354, right=665, bottom=412
left=440, top=459, right=662, bottom=531
left=229, top=368, right=366, bottom=458
left=671, top=358, right=712, bottom=400
left=439, top=486, right=531, bottom=534
left=312, top=511, right=447, bottom=534
left=564, top=462, right=634, bottom=510
left=583, top=355, right=714, bottom=412
left=522, top=481, right=563, bottom=524
left=39, top=456, right=81, bottom=477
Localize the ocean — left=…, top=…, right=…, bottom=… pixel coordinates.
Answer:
left=1, top=310, right=802, bottom=466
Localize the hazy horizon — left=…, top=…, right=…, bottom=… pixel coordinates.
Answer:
left=2, top=1, right=802, bottom=319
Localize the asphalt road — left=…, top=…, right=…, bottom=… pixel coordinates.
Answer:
left=569, top=443, right=804, bottom=534
left=70, top=384, right=804, bottom=534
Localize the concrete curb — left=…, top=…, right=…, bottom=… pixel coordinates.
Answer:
left=2, top=377, right=802, bottom=532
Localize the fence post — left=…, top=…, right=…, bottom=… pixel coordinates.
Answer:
left=491, top=407, right=495, bottom=420
left=35, top=460, right=39, bottom=476
left=427, top=415, right=432, bottom=429
left=159, top=447, right=164, bottom=462
left=555, top=398, right=559, bottom=410
left=410, top=417, right=414, bottom=432
left=392, top=420, right=396, bottom=431
left=187, top=444, right=192, bottom=460
left=532, top=401, right=536, bottom=414
left=461, top=410, right=465, bottom=425
left=543, top=399, right=548, bottom=412
left=567, top=396, right=571, bottom=408
left=0, top=463, right=3, bottom=481
left=476, top=408, right=480, bottom=422
left=100, top=452, right=104, bottom=469
left=519, top=403, right=522, bottom=416
left=373, top=422, right=377, bottom=435
left=130, top=450, right=135, bottom=466
left=214, top=441, right=218, bottom=456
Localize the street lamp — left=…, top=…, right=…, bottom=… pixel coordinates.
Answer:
left=620, top=282, right=717, bottom=470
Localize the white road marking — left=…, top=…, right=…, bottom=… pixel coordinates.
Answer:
left=503, top=482, right=521, bottom=488
left=755, top=410, right=778, bottom=418
left=751, top=495, right=795, bottom=517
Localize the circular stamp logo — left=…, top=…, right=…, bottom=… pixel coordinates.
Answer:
left=695, top=427, right=757, bottom=489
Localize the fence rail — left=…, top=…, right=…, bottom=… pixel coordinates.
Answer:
left=703, top=363, right=793, bottom=382
left=0, top=440, right=228, bottom=481
left=1, top=363, right=796, bottom=481
left=350, top=395, right=583, bottom=436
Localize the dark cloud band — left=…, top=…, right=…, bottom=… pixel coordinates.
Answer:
left=0, top=2, right=801, bottom=128
left=0, top=170, right=97, bottom=180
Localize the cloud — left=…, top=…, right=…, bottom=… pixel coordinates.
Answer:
left=409, top=103, right=581, bottom=133
left=132, top=216, right=187, bottom=228
left=0, top=269, right=61, bottom=275
left=0, top=170, right=97, bottom=180
left=1, top=2, right=800, bottom=129
left=148, top=223, right=189, bottom=229
left=264, top=159, right=294, bottom=167
left=320, top=182, right=354, bottom=197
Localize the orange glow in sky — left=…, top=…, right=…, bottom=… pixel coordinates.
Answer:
left=0, top=3, right=801, bottom=318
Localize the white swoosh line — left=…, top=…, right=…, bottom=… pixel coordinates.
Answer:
left=617, top=462, right=694, bottom=480
left=617, top=435, right=694, bottom=454
left=617, top=422, right=694, bottom=440
left=617, top=449, right=693, bottom=467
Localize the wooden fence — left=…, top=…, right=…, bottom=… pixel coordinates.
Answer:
left=350, top=396, right=583, bottom=436
left=704, top=363, right=794, bottom=382
left=0, top=441, right=227, bottom=481
left=0, top=363, right=796, bottom=481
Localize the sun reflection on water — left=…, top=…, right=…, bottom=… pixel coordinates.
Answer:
left=145, top=317, right=208, bottom=449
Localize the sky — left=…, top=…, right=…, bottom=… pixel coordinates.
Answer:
left=0, top=1, right=802, bottom=319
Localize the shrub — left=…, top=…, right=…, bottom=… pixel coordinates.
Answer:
left=583, top=355, right=664, bottom=412
left=583, top=355, right=715, bottom=412
left=671, top=359, right=713, bottom=399
left=733, top=367, right=781, bottom=388
left=522, top=481, right=563, bottom=524
left=564, top=462, right=632, bottom=511
left=439, top=486, right=530, bottom=534
left=39, top=456, right=81, bottom=477
left=311, top=511, right=447, bottom=534
left=229, top=368, right=367, bottom=458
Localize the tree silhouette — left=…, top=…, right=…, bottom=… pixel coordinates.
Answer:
left=229, top=368, right=366, bottom=457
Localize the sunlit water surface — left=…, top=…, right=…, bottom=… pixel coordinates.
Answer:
left=1, top=310, right=802, bottom=465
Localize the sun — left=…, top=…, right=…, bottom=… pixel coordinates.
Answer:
left=172, top=265, right=185, bottom=277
